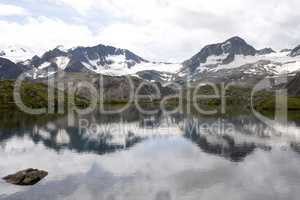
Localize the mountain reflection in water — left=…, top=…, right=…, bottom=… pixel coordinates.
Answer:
left=1, top=107, right=300, bottom=200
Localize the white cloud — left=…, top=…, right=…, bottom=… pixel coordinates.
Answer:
left=95, top=22, right=218, bottom=62
left=47, top=0, right=300, bottom=61
left=0, top=3, right=29, bottom=16
left=0, top=17, right=95, bottom=54
left=2, top=0, right=300, bottom=61
left=52, top=0, right=94, bottom=14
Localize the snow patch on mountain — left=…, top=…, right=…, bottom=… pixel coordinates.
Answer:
left=55, top=56, right=70, bottom=70
left=81, top=54, right=131, bottom=74
left=133, top=62, right=182, bottom=74
left=197, top=51, right=300, bottom=74
left=215, top=55, right=260, bottom=70
left=82, top=59, right=182, bottom=76
left=107, top=54, right=127, bottom=64
left=38, top=62, right=51, bottom=70
left=205, top=54, right=229, bottom=65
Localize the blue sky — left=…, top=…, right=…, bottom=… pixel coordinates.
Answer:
left=1, top=0, right=300, bottom=62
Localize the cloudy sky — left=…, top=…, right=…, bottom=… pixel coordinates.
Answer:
left=1, top=0, right=300, bottom=62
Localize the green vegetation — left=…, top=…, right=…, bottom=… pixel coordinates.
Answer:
left=0, top=80, right=89, bottom=111
left=180, top=84, right=300, bottom=119
left=254, top=95, right=300, bottom=120
left=1, top=79, right=300, bottom=120
left=0, top=80, right=49, bottom=109
left=254, top=96, right=300, bottom=111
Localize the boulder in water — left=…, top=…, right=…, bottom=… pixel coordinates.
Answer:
left=3, top=168, right=48, bottom=186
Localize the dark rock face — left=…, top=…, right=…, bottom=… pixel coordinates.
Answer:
left=47, top=73, right=176, bottom=102
left=287, top=72, right=300, bottom=96
left=289, top=45, right=300, bottom=57
left=95, top=75, right=176, bottom=101
left=257, top=48, right=275, bottom=55
left=182, top=36, right=257, bottom=72
left=31, top=48, right=68, bottom=68
left=3, top=169, right=48, bottom=186
left=0, top=57, right=27, bottom=79
left=70, top=45, right=147, bottom=65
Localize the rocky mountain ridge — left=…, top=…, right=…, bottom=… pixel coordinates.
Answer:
left=1, top=37, right=300, bottom=85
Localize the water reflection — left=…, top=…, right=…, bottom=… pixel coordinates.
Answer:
left=1, top=107, right=300, bottom=199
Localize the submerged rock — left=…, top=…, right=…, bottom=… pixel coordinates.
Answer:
left=3, top=169, right=48, bottom=186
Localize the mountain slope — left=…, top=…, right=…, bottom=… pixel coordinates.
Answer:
left=0, top=57, right=27, bottom=79
left=287, top=72, right=300, bottom=96
left=289, top=45, right=300, bottom=57
left=2, top=38, right=300, bottom=86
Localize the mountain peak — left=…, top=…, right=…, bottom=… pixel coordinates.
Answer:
left=225, top=36, right=247, bottom=43
left=221, top=36, right=256, bottom=55
left=182, top=36, right=257, bottom=72
left=55, top=45, right=68, bottom=52
left=23, top=43, right=150, bottom=76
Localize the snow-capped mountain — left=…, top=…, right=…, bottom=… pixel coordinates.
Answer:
left=181, top=36, right=257, bottom=73
left=1, top=37, right=300, bottom=85
left=22, top=44, right=181, bottom=79
left=0, top=45, right=41, bottom=63
left=177, top=36, right=300, bottom=84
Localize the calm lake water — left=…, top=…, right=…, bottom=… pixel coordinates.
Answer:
left=1, top=107, right=300, bottom=200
